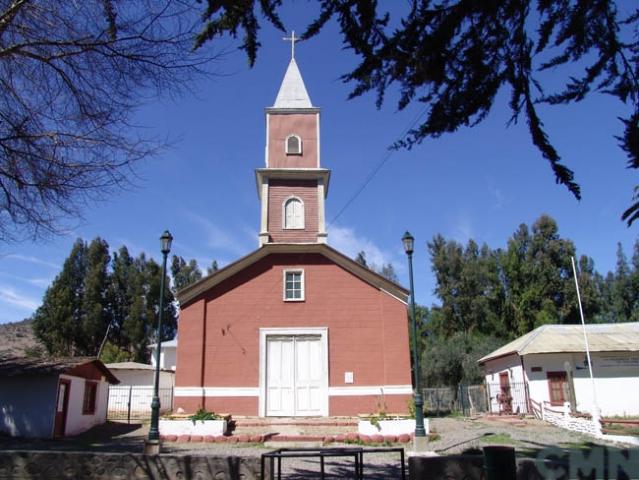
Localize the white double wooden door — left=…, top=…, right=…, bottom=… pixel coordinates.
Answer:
left=266, top=335, right=325, bottom=416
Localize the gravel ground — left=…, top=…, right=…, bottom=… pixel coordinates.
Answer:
left=0, top=416, right=628, bottom=479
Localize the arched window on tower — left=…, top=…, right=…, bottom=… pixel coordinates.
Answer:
left=284, top=197, right=304, bottom=229
left=286, top=134, right=302, bottom=155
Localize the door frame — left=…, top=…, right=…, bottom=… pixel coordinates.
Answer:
left=546, top=371, right=568, bottom=406
left=258, top=327, right=328, bottom=417
left=53, top=378, right=71, bottom=438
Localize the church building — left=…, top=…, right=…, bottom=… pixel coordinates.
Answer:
left=174, top=50, right=412, bottom=417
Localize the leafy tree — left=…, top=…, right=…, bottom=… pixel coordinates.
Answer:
left=0, top=1, right=217, bottom=241
left=108, top=246, right=136, bottom=350
left=80, top=238, right=111, bottom=355
left=33, top=239, right=88, bottom=355
left=207, top=260, right=220, bottom=275
left=33, top=238, right=178, bottom=359
left=171, top=255, right=203, bottom=291
left=99, top=341, right=131, bottom=364
left=610, top=242, right=635, bottom=321
left=420, top=332, right=503, bottom=387
left=377, top=263, right=398, bottom=283
left=196, top=1, right=639, bottom=224
left=428, top=236, right=503, bottom=336
left=355, top=251, right=368, bottom=267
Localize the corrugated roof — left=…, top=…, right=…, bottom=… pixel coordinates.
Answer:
left=478, top=322, right=639, bottom=364
left=273, top=58, right=313, bottom=108
left=0, top=356, right=119, bottom=383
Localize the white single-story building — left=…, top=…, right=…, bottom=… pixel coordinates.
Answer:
left=478, top=322, right=639, bottom=417
left=0, top=356, right=119, bottom=438
left=105, top=361, right=175, bottom=388
left=105, top=362, right=175, bottom=418
left=149, top=338, right=177, bottom=371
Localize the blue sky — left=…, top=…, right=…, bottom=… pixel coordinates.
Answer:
left=0, top=6, right=637, bottom=324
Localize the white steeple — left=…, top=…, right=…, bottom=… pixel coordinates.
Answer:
left=273, top=58, right=313, bottom=108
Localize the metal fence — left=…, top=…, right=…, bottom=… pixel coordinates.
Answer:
left=484, top=381, right=528, bottom=415
left=107, top=385, right=174, bottom=422
left=423, top=381, right=529, bottom=416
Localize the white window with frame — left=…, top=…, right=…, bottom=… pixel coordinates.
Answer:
left=283, top=197, right=304, bottom=229
left=285, top=134, right=302, bottom=155
left=283, top=269, right=304, bottom=301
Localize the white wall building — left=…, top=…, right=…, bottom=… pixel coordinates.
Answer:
left=478, top=322, right=639, bottom=417
left=105, top=362, right=175, bottom=417
left=149, top=338, right=177, bottom=371
left=0, top=357, right=119, bottom=438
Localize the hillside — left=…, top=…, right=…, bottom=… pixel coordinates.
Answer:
left=0, top=319, right=44, bottom=357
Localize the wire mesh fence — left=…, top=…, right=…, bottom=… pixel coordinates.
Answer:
left=422, top=381, right=529, bottom=416
left=107, top=385, right=174, bottom=422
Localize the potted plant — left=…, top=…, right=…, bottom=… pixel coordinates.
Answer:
left=159, top=408, right=228, bottom=436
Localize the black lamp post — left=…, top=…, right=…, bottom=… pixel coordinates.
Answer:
left=148, top=230, right=173, bottom=444
left=402, top=231, right=426, bottom=438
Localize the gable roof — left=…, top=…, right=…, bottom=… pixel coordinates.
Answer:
left=0, top=356, right=119, bottom=384
left=105, top=361, right=174, bottom=373
left=177, top=243, right=409, bottom=306
left=273, top=58, right=313, bottom=109
left=478, top=322, right=639, bottom=364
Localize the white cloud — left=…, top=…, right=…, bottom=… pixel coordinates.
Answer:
left=3, top=254, right=59, bottom=269
left=0, top=271, right=52, bottom=288
left=452, top=214, right=474, bottom=244
left=0, top=286, right=40, bottom=311
left=185, top=212, right=252, bottom=256
left=328, top=225, right=396, bottom=268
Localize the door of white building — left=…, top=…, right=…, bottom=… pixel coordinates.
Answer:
left=265, top=335, right=325, bottom=416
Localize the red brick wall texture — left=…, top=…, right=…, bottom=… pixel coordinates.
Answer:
left=267, top=179, right=319, bottom=243
left=267, top=113, right=318, bottom=168
left=175, top=252, right=412, bottom=416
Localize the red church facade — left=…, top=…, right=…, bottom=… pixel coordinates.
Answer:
left=174, top=55, right=412, bottom=417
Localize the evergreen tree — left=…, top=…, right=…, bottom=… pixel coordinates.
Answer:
left=611, top=243, right=634, bottom=321
left=207, top=260, right=219, bottom=275
left=355, top=251, right=368, bottom=267
left=33, top=239, right=88, bottom=355
left=80, top=238, right=111, bottom=355
left=108, top=246, right=135, bottom=351
left=376, top=263, right=398, bottom=283
left=196, top=1, right=639, bottom=224
left=171, top=255, right=203, bottom=291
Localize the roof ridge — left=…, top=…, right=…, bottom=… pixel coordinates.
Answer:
left=517, top=324, right=549, bottom=354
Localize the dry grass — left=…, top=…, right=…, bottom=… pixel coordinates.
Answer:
left=0, top=319, right=44, bottom=357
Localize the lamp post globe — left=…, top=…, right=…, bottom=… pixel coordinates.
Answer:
left=403, top=231, right=426, bottom=438
left=148, top=230, right=172, bottom=443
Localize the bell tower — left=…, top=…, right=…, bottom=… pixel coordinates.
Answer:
left=256, top=37, right=330, bottom=246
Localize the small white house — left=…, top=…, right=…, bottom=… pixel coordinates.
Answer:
left=0, top=356, right=119, bottom=438
left=149, top=338, right=177, bottom=371
left=478, top=322, right=639, bottom=417
left=105, top=362, right=175, bottom=418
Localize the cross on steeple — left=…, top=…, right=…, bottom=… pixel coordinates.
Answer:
left=283, top=31, right=299, bottom=59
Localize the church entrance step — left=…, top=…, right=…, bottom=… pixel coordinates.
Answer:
left=230, top=417, right=359, bottom=438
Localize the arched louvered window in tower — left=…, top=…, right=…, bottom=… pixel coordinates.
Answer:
left=284, top=197, right=304, bottom=229
left=286, top=134, right=302, bottom=155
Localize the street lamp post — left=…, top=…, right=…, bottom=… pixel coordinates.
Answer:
left=402, top=231, right=426, bottom=438
left=148, top=230, right=173, bottom=446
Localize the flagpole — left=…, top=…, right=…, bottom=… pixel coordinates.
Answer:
left=571, top=256, right=601, bottom=436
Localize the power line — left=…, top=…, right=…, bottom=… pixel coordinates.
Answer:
left=327, top=105, right=429, bottom=227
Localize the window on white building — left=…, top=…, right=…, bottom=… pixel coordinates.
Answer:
left=284, top=270, right=304, bottom=301
left=284, top=197, right=304, bottom=229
